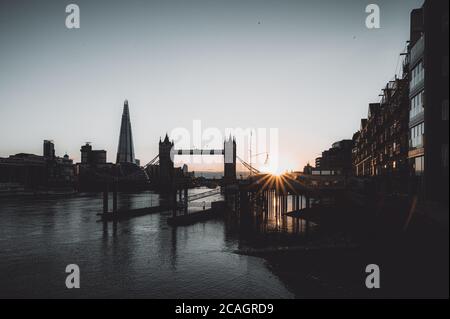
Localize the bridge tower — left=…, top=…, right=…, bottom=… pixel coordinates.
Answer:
left=224, top=136, right=236, bottom=184
left=159, top=134, right=174, bottom=188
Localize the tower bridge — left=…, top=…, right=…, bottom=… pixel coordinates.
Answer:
left=150, top=134, right=237, bottom=188
left=144, top=134, right=264, bottom=189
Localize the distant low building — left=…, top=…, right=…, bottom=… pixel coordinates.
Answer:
left=303, top=163, right=313, bottom=175
left=80, top=143, right=107, bottom=166
left=0, top=153, right=47, bottom=189
left=315, top=157, right=322, bottom=169
left=0, top=140, right=74, bottom=189
left=311, top=169, right=341, bottom=176
left=43, top=140, right=55, bottom=159
left=48, top=153, right=74, bottom=186
left=75, top=143, right=115, bottom=190
left=315, top=140, right=353, bottom=176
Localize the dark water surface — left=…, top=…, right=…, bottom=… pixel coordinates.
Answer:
left=0, top=189, right=295, bottom=298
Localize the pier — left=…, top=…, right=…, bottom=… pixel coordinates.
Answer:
left=98, top=184, right=225, bottom=223
left=167, top=201, right=227, bottom=226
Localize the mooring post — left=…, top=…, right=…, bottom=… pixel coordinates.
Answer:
left=291, top=195, right=295, bottom=212
left=172, top=190, right=177, bottom=218
left=103, top=184, right=109, bottom=214
left=113, top=183, right=118, bottom=213
left=280, top=193, right=283, bottom=214
left=184, top=187, right=188, bottom=215
left=275, top=191, right=281, bottom=218
left=264, top=191, right=268, bottom=214
left=284, top=195, right=288, bottom=213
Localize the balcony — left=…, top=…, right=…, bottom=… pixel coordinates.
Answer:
left=410, top=35, right=424, bottom=67
left=410, top=77, right=425, bottom=95
left=408, top=147, right=424, bottom=159
left=409, top=111, right=425, bottom=127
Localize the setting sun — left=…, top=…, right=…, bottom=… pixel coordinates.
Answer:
left=260, top=164, right=287, bottom=176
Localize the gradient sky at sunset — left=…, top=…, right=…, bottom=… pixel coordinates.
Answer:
left=0, top=0, right=423, bottom=172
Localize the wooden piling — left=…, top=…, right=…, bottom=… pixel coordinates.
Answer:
left=103, top=185, right=109, bottom=214
left=172, top=190, right=177, bottom=218
left=184, top=188, right=188, bottom=215
left=112, top=183, right=118, bottom=213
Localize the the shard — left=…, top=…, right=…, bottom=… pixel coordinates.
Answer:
left=116, top=100, right=135, bottom=164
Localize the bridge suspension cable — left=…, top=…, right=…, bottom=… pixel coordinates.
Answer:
left=237, top=156, right=261, bottom=175
left=144, top=154, right=160, bottom=168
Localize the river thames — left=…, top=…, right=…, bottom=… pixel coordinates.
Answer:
left=0, top=189, right=298, bottom=298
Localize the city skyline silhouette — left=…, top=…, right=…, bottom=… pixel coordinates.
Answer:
left=0, top=0, right=448, bottom=302
left=0, top=0, right=423, bottom=171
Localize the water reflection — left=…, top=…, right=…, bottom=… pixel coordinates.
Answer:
left=0, top=189, right=294, bottom=298
left=225, top=190, right=318, bottom=249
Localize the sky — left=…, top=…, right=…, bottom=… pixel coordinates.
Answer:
left=0, top=0, right=423, bottom=172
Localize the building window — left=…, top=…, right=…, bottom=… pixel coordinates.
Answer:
left=410, top=122, right=424, bottom=148
left=414, top=156, right=424, bottom=176
left=410, top=61, right=424, bottom=90
left=410, top=91, right=425, bottom=120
